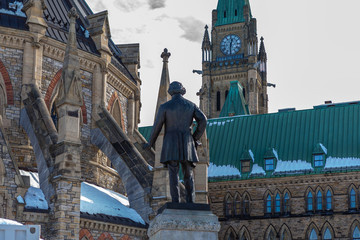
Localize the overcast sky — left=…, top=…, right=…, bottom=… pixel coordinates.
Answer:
left=86, top=0, right=360, bottom=127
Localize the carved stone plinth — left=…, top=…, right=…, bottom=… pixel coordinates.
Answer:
left=148, top=203, right=220, bottom=240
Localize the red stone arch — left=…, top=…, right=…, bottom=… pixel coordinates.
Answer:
left=79, top=228, right=94, bottom=240
left=44, top=68, right=87, bottom=124
left=0, top=59, right=14, bottom=105
left=97, top=232, right=114, bottom=240
left=107, top=91, right=125, bottom=131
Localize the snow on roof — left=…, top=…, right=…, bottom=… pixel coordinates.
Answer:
left=272, top=148, right=279, bottom=160
left=320, top=143, right=328, bottom=154
left=80, top=182, right=145, bottom=225
left=19, top=170, right=40, bottom=188
left=250, top=164, right=265, bottom=176
left=25, top=187, right=49, bottom=210
left=0, top=218, right=22, bottom=225
left=208, top=162, right=241, bottom=178
left=274, top=160, right=313, bottom=174
left=249, top=150, right=255, bottom=162
left=324, top=157, right=360, bottom=170
left=0, top=1, right=26, bottom=17
left=208, top=119, right=235, bottom=127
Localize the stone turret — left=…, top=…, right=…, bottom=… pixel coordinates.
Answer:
left=50, top=7, right=83, bottom=239
left=202, top=25, right=211, bottom=62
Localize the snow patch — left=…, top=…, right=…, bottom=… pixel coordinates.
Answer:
left=19, top=170, right=40, bottom=188
left=272, top=148, right=279, bottom=160
left=0, top=218, right=22, bottom=225
left=249, top=149, right=255, bottom=162
left=16, top=195, right=24, bottom=204
left=24, top=187, right=48, bottom=210
left=80, top=182, right=145, bottom=224
left=274, top=160, right=313, bottom=174
left=208, top=162, right=241, bottom=178
left=320, top=143, right=328, bottom=154
left=250, top=164, right=265, bottom=176
left=324, top=157, right=360, bottom=170
left=0, top=1, right=26, bottom=17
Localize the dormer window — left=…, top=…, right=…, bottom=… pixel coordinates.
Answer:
left=314, top=154, right=324, bottom=167
left=265, top=158, right=275, bottom=171
left=241, top=160, right=250, bottom=173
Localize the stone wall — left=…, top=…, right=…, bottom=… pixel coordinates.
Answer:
left=106, top=83, right=128, bottom=134
left=209, top=172, right=360, bottom=239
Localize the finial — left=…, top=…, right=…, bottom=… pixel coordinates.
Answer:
left=68, top=7, right=79, bottom=19
left=260, top=36, right=264, bottom=42
left=161, top=48, right=171, bottom=63
left=205, top=25, right=208, bottom=30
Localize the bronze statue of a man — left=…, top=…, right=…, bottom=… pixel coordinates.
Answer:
left=145, top=81, right=207, bottom=203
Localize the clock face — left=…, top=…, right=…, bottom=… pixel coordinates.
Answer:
left=220, top=34, right=241, bottom=55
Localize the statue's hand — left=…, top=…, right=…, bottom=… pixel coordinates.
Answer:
left=143, top=143, right=151, bottom=150
left=193, top=136, right=202, bottom=149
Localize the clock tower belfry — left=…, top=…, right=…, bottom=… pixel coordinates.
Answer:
left=198, top=0, right=269, bottom=118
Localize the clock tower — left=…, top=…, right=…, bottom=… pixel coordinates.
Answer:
left=198, top=0, right=268, bottom=118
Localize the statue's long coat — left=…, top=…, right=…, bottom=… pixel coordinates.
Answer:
left=148, top=94, right=207, bottom=164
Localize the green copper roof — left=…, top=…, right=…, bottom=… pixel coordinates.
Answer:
left=139, top=101, right=360, bottom=181
left=219, top=81, right=249, bottom=117
left=215, top=0, right=252, bottom=26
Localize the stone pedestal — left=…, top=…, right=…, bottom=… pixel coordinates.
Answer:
left=148, top=203, right=220, bottom=240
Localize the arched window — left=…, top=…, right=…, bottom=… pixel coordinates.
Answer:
left=243, top=195, right=250, bottom=216
left=326, top=190, right=332, bottom=210
left=239, top=229, right=250, bottom=240
left=234, top=194, right=241, bottom=216
left=111, top=98, right=124, bottom=130
left=316, top=191, right=322, bottom=211
left=309, top=229, right=318, bottom=240
left=323, top=228, right=332, bottom=240
left=353, top=226, right=360, bottom=240
left=225, top=228, right=236, bottom=240
left=216, top=91, right=221, bottom=111
left=266, top=194, right=272, bottom=214
left=281, top=230, right=291, bottom=240
left=350, top=188, right=357, bottom=209
left=51, top=104, right=58, bottom=129
left=284, top=192, right=290, bottom=214
left=275, top=193, right=281, bottom=213
left=225, top=195, right=233, bottom=217
left=267, top=230, right=276, bottom=240
left=307, top=192, right=313, bottom=211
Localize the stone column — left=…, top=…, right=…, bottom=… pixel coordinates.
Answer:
left=247, top=68, right=258, bottom=115
left=194, top=133, right=209, bottom=204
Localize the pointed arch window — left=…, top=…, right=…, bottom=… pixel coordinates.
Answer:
left=225, top=195, right=233, bottom=217
left=275, top=193, right=281, bottom=213
left=284, top=192, right=290, bottom=214
left=267, top=230, right=276, bottom=240
left=316, top=191, right=322, bottom=211
left=281, top=229, right=291, bottom=240
left=216, top=91, right=221, bottom=111
left=326, top=190, right=332, bottom=210
left=243, top=195, right=250, bottom=216
left=353, top=226, right=360, bottom=240
left=266, top=194, right=272, bottom=214
left=309, top=229, right=318, bottom=240
left=350, top=188, right=357, bottom=209
left=323, top=228, right=332, bottom=240
left=234, top=194, right=241, bottom=216
left=307, top=192, right=313, bottom=211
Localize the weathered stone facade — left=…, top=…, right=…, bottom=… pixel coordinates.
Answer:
left=209, top=172, right=360, bottom=239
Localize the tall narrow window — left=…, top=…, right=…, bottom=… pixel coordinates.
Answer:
left=265, top=158, right=274, bottom=171
left=234, top=194, right=241, bottom=216
left=268, top=230, right=276, bottom=240
left=51, top=104, right=58, bottom=129
left=275, top=193, right=281, bottom=213
left=326, top=190, right=332, bottom=210
left=243, top=195, right=250, bottom=215
left=216, top=91, right=221, bottom=111
left=316, top=191, right=322, bottom=211
left=235, top=9, right=238, bottom=16
left=281, top=230, right=290, bottom=240
left=309, top=229, right=318, bottom=240
left=307, top=192, right=313, bottom=211
left=353, top=226, right=360, bottom=240
left=350, top=188, right=356, bottom=209
left=314, top=154, right=324, bottom=167
left=228, top=231, right=236, bottom=240
left=241, top=160, right=251, bottom=173
left=225, top=196, right=233, bottom=217
left=224, top=11, right=227, bottom=18
left=284, top=192, right=290, bottom=214
left=323, top=228, right=332, bottom=240
left=266, top=194, right=272, bottom=213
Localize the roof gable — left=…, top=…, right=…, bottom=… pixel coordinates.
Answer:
left=219, top=81, right=249, bottom=117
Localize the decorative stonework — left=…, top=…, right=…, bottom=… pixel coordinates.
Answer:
left=107, top=72, right=133, bottom=98
left=0, top=60, right=14, bottom=105
left=0, top=34, right=26, bottom=50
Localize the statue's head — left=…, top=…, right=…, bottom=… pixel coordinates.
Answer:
left=168, top=81, right=186, bottom=96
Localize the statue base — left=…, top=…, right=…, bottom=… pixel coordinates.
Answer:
left=147, top=202, right=220, bottom=240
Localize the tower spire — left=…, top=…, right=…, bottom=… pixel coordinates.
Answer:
left=202, top=25, right=211, bottom=62
left=154, top=48, right=171, bottom=118
left=258, top=36, right=267, bottom=83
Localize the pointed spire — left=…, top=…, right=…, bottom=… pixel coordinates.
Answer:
left=202, top=25, right=210, bottom=49
left=219, top=81, right=249, bottom=117
left=56, top=7, right=83, bottom=108
left=154, top=48, right=171, bottom=118
left=258, top=36, right=267, bottom=61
